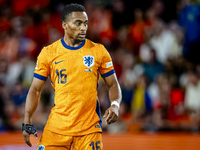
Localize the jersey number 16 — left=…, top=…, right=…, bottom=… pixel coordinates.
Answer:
left=56, top=69, right=67, bottom=84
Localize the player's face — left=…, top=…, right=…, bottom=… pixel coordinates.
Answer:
left=63, top=11, right=88, bottom=42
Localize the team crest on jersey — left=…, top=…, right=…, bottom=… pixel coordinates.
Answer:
left=37, top=145, right=45, bottom=150
left=83, top=55, right=94, bottom=68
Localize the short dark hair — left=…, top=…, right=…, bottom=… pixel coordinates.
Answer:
left=61, top=3, right=86, bottom=23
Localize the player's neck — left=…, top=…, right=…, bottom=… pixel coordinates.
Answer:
left=63, top=36, right=83, bottom=47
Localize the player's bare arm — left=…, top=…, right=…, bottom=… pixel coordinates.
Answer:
left=103, top=73, right=122, bottom=125
left=23, top=78, right=45, bottom=147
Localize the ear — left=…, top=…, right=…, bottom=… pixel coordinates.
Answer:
left=62, top=21, right=68, bottom=30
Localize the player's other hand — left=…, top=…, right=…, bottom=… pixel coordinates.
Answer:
left=23, top=130, right=38, bottom=147
left=103, top=105, right=119, bottom=125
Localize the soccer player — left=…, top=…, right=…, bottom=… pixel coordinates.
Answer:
left=22, top=3, right=122, bottom=150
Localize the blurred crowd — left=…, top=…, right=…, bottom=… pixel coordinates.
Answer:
left=0, top=0, right=200, bottom=133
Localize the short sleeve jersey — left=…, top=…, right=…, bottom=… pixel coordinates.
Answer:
left=34, top=38, right=115, bottom=135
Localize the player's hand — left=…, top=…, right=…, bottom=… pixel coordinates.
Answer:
left=103, top=105, right=119, bottom=125
left=23, top=130, right=38, bottom=147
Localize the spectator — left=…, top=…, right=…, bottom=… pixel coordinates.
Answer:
left=119, top=52, right=143, bottom=106
left=112, top=0, right=127, bottom=31
left=142, top=48, right=164, bottom=83
left=153, top=74, right=172, bottom=130
left=131, top=74, right=153, bottom=131
left=149, top=19, right=178, bottom=63
left=178, top=0, right=200, bottom=63
left=185, top=70, right=200, bottom=132
left=129, top=9, right=146, bottom=55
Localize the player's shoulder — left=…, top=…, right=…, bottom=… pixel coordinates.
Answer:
left=44, top=39, right=61, bottom=52
left=39, top=39, right=62, bottom=59
left=85, top=39, right=106, bottom=50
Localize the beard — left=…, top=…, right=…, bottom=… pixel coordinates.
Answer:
left=74, top=38, right=84, bottom=44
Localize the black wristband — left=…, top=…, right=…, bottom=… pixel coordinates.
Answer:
left=22, top=123, right=37, bottom=135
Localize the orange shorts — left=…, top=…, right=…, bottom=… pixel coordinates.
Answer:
left=36, top=129, right=103, bottom=150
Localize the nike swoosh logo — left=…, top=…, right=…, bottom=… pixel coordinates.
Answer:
left=55, top=60, right=65, bottom=64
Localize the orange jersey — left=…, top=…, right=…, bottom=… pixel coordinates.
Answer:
left=34, top=38, right=115, bottom=135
